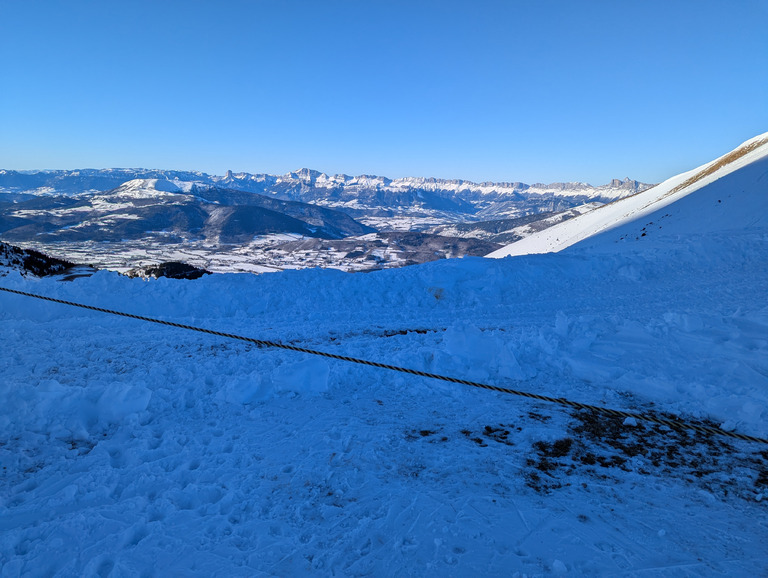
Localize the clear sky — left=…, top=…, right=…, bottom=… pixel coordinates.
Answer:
left=1, top=0, right=766, bottom=184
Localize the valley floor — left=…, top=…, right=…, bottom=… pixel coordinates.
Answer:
left=12, top=228, right=501, bottom=275
left=1, top=230, right=767, bottom=576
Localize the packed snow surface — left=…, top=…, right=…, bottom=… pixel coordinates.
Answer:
left=2, top=135, right=768, bottom=575
left=2, top=231, right=768, bottom=574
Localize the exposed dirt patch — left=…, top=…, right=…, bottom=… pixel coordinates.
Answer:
left=527, top=411, right=552, bottom=423
left=482, top=425, right=515, bottom=446
left=524, top=410, right=768, bottom=498
left=404, top=411, right=767, bottom=502
left=404, top=429, right=449, bottom=443
left=327, top=327, right=446, bottom=343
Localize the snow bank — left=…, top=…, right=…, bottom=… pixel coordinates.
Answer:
left=2, top=228, right=766, bottom=437
left=2, top=234, right=766, bottom=575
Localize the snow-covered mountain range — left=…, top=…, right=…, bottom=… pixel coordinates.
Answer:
left=0, top=168, right=651, bottom=272
left=0, top=167, right=649, bottom=205
left=0, top=167, right=650, bottom=225
left=0, top=178, right=372, bottom=244
left=0, top=178, right=501, bottom=273
left=216, top=169, right=648, bottom=218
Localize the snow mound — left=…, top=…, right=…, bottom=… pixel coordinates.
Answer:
left=111, top=178, right=184, bottom=196
left=488, top=132, right=768, bottom=257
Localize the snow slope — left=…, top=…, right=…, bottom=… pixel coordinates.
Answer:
left=487, top=132, right=768, bottom=258
left=1, top=135, right=767, bottom=575
left=1, top=242, right=767, bottom=574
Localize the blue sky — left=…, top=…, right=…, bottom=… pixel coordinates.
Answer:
left=1, top=0, right=766, bottom=184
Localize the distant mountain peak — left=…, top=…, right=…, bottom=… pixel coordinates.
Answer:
left=116, top=178, right=182, bottom=192
left=608, top=177, right=639, bottom=188
left=290, top=168, right=324, bottom=182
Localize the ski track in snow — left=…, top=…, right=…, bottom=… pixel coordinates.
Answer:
left=1, top=225, right=767, bottom=576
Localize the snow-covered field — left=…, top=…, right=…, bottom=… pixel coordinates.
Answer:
left=1, top=135, right=767, bottom=576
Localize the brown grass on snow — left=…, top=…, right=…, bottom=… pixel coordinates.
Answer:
left=667, top=136, right=768, bottom=196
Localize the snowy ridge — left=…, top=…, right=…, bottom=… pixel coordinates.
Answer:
left=110, top=178, right=195, bottom=195
left=0, top=168, right=653, bottom=245
left=0, top=178, right=373, bottom=251
left=0, top=167, right=651, bottom=204
left=0, top=241, right=77, bottom=277
left=220, top=169, right=649, bottom=202
left=89, top=179, right=191, bottom=203
left=488, top=132, right=768, bottom=257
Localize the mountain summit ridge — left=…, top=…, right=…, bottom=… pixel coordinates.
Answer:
left=0, top=167, right=652, bottom=203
